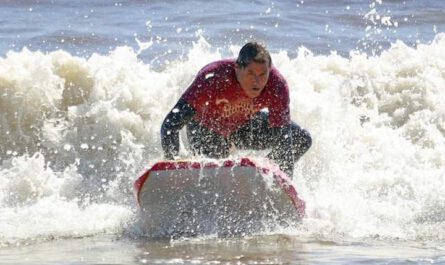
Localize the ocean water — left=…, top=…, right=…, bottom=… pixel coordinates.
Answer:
left=1, top=0, right=445, bottom=264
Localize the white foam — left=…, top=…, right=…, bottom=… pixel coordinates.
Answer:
left=0, top=33, right=445, bottom=243
left=0, top=154, right=132, bottom=246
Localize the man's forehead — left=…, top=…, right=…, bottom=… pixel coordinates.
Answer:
left=246, top=62, right=270, bottom=72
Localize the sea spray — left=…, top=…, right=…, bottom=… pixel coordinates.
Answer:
left=0, top=34, right=445, bottom=244
left=293, top=33, right=445, bottom=241
left=0, top=153, right=132, bottom=247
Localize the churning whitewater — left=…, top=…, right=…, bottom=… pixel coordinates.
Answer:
left=1, top=34, right=445, bottom=246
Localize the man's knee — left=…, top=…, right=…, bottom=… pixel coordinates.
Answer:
left=291, top=124, right=312, bottom=158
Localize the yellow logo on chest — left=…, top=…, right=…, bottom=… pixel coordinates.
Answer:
left=218, top=99, right=256, bottom=118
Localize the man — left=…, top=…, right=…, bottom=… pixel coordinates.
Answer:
left=160, top=42, right=311, bottom=178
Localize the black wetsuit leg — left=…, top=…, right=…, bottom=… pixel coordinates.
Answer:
left=230, top=111, right=312, bottom=175
left=186, top=119, right=230, bottom=158
left=185, top=111, right=312, bottom=176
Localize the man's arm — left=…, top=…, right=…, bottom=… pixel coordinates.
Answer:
left=160, top=98, right=195, bottom=160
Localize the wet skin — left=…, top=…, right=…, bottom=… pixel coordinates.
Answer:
left=235, top=61, right=270, bottom=98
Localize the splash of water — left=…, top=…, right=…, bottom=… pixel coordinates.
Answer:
left=0, top=34, right=444, bottom=245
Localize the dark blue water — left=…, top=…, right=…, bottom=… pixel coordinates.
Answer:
left=1, top=0, right=443, bottom=63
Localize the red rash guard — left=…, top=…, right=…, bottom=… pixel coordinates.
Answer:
left=182, top=59, right=291, bottom=137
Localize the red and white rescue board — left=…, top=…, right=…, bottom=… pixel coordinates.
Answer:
left=134, top=157, right=305, bottom=237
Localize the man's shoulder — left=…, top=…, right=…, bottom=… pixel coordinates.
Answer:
left=266, top=66, right=288, bottom=92
left=261, top=66, right=289, bottom=104
left=183, top=59, right=235, bottom=100
left=269, top=66, right=287, bottom=83
left=198, top=59, right=235, bottom=77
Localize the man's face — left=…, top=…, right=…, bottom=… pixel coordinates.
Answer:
left=235, top=61, right=270, bottom=98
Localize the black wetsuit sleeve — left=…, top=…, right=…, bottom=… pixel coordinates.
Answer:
left=160, top=98, right=195, bottom=160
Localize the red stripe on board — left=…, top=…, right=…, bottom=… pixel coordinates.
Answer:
left=133, top=170, right=150, bottom=205
left=149, top=158, right=256, bottom=172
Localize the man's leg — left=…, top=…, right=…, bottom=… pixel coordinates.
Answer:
left=186, top=120, right=230, bottom=158
left=266, top=122, right=312, bottom=176
left=230, top=111, right=312, bottom=175
left=290, top=122, right=312, bottom=162
left=229, top=111, right=271, bottom=150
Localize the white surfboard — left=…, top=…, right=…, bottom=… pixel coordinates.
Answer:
left=134, top=157, right=305, bottom=238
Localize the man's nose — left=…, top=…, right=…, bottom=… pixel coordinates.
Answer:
left=253, top=75, right=260, bottom=85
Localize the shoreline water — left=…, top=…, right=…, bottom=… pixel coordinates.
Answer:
left=1, top=234, right=445, bottom=264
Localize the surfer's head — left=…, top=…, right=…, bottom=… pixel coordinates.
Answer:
left=235, top=42, right=271, bottom=98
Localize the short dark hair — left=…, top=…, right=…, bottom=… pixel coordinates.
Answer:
left=236, top=42, right=272, bottom=68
